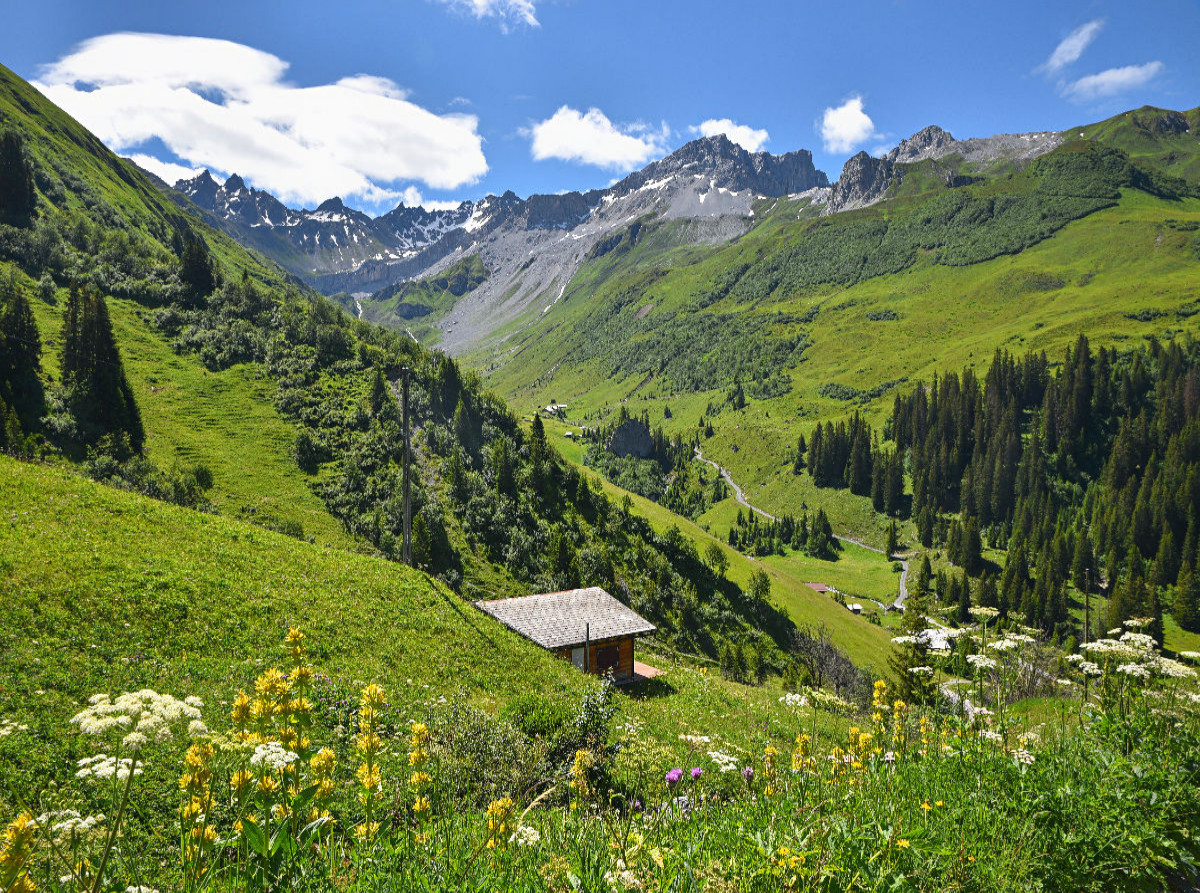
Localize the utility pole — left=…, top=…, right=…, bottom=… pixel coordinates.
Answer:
left=401, top=366, right=412, bottom=566
left=1084, top=568, right=1090, bottom=644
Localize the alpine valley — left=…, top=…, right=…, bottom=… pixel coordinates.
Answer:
left=3, top=38, right=1200, bottom=893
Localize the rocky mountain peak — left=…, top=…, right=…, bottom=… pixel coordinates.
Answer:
left=316, top=197, right=347, bottom=214
left=224, top=173, right=247, bottom=192
left=887, top=125, right=957, bottom=164
left=825, top=151, right=896, bottom=214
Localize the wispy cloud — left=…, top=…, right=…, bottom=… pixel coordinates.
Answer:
left=528, top=106, right=668, bottom=169
left=819, top=96, right=878, bottom=154
left=433, top=0, right=539, bottom=30
left=34, top=33, right=487, bottom=209
left=690, top=119, right=769, bottom=152
left=1037, top=19, right=1104, bottom=74
left=1060, top=61, right=1165, bottom=102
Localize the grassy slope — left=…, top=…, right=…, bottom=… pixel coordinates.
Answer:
left=22, top=280, right=354, bottom=547
left=483, top=187, right=1200, bottom=547
left=544, top=418, right=894, bottom=671
left=0, top=456, right=846, bottom=811
left=2, top=63, right=355, bottom=546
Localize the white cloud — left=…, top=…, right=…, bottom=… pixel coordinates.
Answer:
left=1060, top=61, right=1164, bottom=102
left=528, top=106, right=668, bottom=169
left=33, top=33, right=487, bottom=208
left=127, top=153, right=203, bottom=186
left=819, top=96, right=878, bottom=154
left=1038, top=19, right=1104, bottom=74
left=691, top=118, right=769, bottom=152
left=434, top=0, right=539, bottom=30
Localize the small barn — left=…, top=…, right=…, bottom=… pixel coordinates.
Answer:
left=475, top=587, right=655, bottom=682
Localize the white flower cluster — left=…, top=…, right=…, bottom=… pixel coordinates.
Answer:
left=1152, top=657, right=1197, bottom=679
left=1116, top=663, right=1150, bottom=679
left=969, top=606, right=1000, bottom=619
left=1179, top=651, right=1200, bottom=663
left=71, top=690, right=203, bottom=743
left=126, top=886, right=160, bottom=893
left=509, top=824, right=540, bottom=848
left=678, top=734, right=711, bottom=747
left=1079, top=661, right=1102, bottom=677
left=1011, top=748, right=1035, bottom=766
left=908, top=666, right=934, bottom=676
left=890, top=635, right=918, bottom=646
left=707, top=751, right=740, bottom=773
left=250, top=741, right=299, bottom=771
left=966, top=654, right=997, bottom=671
left=980, top=730, right=1004, bottom=743
left=35, top=809, right=107, bottom=843
left=76, top=754, right=143, bottom=780
left=605, top=859, right=641, bottom=890
left=987, top=639, right=1020, bottom=653
left=0, top=718, right=29, bottom=736
left=779, top=692, right=809, bottom=709
left=1080, top=639, right=1143, bottom=661
left=1119, top=632, right=1157, bottom=651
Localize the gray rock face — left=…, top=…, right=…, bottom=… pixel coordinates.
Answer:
left=887, top=126, right=958, bottom=164
left=608, top=419, right=653, bottom=459
left=826, top=152, right=897, bottom=213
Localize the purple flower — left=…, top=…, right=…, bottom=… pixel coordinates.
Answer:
left=742, top=766, right=754, bottom=780
left=665, top=767, right=684, bottom=787
left=633, top=800, right=643, bottom=814
left=690, top=767, right=703, bottom=781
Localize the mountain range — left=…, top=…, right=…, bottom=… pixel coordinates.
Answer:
left=169, top=108, right=1198, bottom=355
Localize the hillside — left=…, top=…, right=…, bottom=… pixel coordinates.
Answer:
left=0, top=61, right=901, bottom=690
left=475, top=137, right=1200, bottom=546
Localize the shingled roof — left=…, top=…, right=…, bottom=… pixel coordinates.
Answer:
left=475, top=587, right=656, bottom=651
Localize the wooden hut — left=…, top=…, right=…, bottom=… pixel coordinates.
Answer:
left=475, top=587, right=655, bottom=682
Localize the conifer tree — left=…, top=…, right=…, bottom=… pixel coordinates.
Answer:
left=0, top=129, right=36, bottom=225
left=1175, top=561, right=1199, bottom=632
left=59, top=284, right=143, bottom=451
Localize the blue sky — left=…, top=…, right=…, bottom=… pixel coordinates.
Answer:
left=3, top=0, right=1198, bottom=215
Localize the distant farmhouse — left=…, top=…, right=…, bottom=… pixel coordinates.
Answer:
left=475, top=587, right=655, bottom=683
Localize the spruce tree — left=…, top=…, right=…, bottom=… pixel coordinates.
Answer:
left=59, top=285, right=143, bottom=451
left=0, top=129, right=36, bottom=225
left=1175, top=561, right=1199, bottom=632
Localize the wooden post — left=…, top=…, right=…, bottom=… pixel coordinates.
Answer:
left=585, top=623, right=590, bottom=674
left=1084, top=568, right=1090, bottom=644
left=401, top=366, right=411, bottom=567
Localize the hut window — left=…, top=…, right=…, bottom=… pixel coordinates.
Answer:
left=597, top=644, right=619, bottom=672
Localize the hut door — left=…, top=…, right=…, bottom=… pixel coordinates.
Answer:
left=597, top=644, right=619, bottom=673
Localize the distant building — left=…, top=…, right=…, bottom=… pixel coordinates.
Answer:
left=475, top=587, right=655, bottom=683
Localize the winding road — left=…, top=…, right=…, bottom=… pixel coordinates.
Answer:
left=694, top=446, right=909, bottom=609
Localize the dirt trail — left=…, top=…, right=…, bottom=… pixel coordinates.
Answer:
left=694, top=446, right=909, bottom=608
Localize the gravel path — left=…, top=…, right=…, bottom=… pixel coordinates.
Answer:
left=694, top=446, right=909, bottom=608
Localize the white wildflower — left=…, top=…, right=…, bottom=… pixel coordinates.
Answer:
left=1011, top=748, right=1035, bottom=766
left=1064, top=653, right=1083, bottom=663
left=1119, top=632, right=1157, bottom=651
left=980, top=730, right=1003, bottom=743
left=908, top=666, right=934, bottom=676
left=779, top=692, right=809, bottom=709
left=187, top=720, right=209, bottom=737
left=967, top=654, right=997, bottom=671
left=1116, top=663, right=1150, bottom=679
left=891, top=635, right=918, bottom=645
left=678, top=734, right=711, bottom=746
left=707, top=751, right=740, bottom=773
left=250, top=741, right=299, bottom=771
left=121, top=732, right=147, bottom=752
left=1152, top=658, right=1197, bottom=679
left=969, top=606, right=999, bottom=619
left=1179, top=651, right=1200, bottom=663
left=1123, top=617, right=1151, bottom=629
left=987, top=639, right=1020, bottom=652
left=1079, top=661, right=1102, bottom=677
left=510, top=824, right=540, bottom=847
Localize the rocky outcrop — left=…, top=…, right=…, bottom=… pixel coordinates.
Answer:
left=825, top=152, right=897, bottom=214
left=608, top=419, right=653, bottom=459
left=887, top=126, right=958, bottom=164
left=616, top=134, right=829, bottom=197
